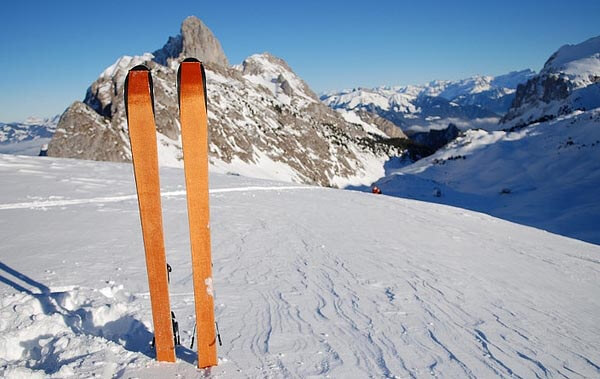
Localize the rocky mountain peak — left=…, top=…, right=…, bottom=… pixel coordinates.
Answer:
left=235, top=52, right=319, bottom=103
left=153, top=16, right=229, bottom=67
left=48, top=17, right=405, bottom=188
left=501, top=35, right=600, bottom=128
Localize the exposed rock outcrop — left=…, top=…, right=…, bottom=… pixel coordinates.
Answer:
left=152, top=16, right=228, bottom=67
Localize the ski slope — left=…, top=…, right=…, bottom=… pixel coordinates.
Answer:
left=0, top=154, right=599, bottom=378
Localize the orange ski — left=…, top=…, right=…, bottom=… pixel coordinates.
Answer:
left=125, top=65, right=175, bottom=363
left=177, top=58, right=218, bottom=368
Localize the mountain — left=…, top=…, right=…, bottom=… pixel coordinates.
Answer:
left=1, top=154, right=599, bottom=377
left=409, top=123, right=460, bottom=151
left=0, top=115, right=59, bottom=155
left=321, top=69, right=535, bottom=132
left=47, top=16, right=404, bottom=188
left=501, top=36, right=600, bottom=127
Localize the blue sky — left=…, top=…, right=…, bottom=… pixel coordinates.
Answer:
left=1, top=0, right=599, bottom=121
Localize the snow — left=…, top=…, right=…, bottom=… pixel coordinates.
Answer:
left=210, top=150, right=303, bottom=183
left=336, top=109, right=388, bottom=137
left=374, top=108, right=600, bottom=245
left=323, top=88, right=417, bottom=114
left=543, top=36, right=600, bottom=85
left=1, top=153, right=599, bottom=378
left=236, top=53, right=316, bottom=108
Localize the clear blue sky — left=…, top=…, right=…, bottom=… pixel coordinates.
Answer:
left=1, top=0, right=599, bottom=121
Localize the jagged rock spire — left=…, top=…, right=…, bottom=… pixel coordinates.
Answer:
left=153, top=16, right=229, bottom=67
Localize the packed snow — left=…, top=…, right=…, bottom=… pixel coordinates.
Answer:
left=1, top=154, right=599, bottom=378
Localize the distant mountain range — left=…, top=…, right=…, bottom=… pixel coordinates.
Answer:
left=0, top=116, right=59, bottom=155
left=321, top=70, right=536, bottom=133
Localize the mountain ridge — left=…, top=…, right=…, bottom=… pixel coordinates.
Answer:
left=47, top=16, right=405, bottom=188
left=501, top=35, right=600, bottom=127
left=321, top=69, right=535, bottom=132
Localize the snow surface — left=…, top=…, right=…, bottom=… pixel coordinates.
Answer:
left=543, top=36, right=600, bottom=87
left=374, top=108, right=600, bottom=245
left=1, top=154, right=599, bottom=378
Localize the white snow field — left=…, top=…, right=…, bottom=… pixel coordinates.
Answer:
left=0, top=154, right=599, bottom=378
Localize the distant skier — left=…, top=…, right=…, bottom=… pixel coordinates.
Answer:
left=38, top=144, right=48, bottom=157
left=372, top=186, right=382, bottom=194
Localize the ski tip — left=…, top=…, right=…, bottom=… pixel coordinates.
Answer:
left=130, top=64, right=151, bottom=72
left=124, top=65, right=155, bottom=119
left=177, top=58, right=207, bottom=110
left=182, top=57, right=201, bottom=63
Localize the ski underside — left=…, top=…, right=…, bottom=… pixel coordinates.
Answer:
left=125, top=60, right=217, bottom=368
left=124, top=65, right=176, bottom=362
left=178, top=58, right=218, bottom=369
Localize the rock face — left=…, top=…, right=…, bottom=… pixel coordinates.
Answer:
left=501, top=35, right=600, bottom=128
left=49, top=102, right=124, bottom=161
left=355, top=111, right=407, bottom=139
left=152, top=16, right=228, bottom=67
left=409, top=123, right=460, bottom=151
left=48, top=18, right=404, bottom=187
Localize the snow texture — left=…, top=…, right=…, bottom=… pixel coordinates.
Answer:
left=0, top=154, right=599, bottom=378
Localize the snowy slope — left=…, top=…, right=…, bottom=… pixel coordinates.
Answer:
left=373, top=108, right=600, bottom=245
left=0, top=116, right=59, bottom=155
left=1, top=154, right=599, bottom=378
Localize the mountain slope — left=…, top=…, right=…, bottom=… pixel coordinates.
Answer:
left=501, top=35, right=600, bottom=127
left=47, top=17, right=403, bottom=188
left=373, top=108, right=600, bottom=245
left=0, top=154, right=599, bottom=378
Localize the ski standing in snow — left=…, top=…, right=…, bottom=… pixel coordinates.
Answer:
left=125, top=59, right=217, bottom=369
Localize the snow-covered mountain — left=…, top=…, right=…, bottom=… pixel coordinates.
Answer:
left=48, top=16, right=404, bottom=188
left=371, top=108, right=600, bottom=245
left=0, top=116, right=59, bottom=155
left=321, top=69, right=535, bottom=132
left=501, top=35, right=600, bottom=127
left=1, top=153, right=599, bottom=377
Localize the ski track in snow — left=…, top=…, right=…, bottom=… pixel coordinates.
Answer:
left=1, top=155, right=599, bottom=378
left=0, top=186, right=316, bottom=210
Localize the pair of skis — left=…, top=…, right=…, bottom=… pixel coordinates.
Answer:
left=124, top=59, right=217, bottom=368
